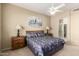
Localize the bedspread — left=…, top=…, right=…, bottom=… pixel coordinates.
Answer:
left=27, top=36, right=64, bottom=56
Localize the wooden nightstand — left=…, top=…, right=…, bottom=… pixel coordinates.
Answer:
left=45, top=33, right=53, bottom=36
left=11, top=36, right=26, bottom=49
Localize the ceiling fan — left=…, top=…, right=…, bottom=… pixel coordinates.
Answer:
left=48, top=4, right=65, bottom=15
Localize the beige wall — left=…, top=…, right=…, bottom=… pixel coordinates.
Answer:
left=50, top=11, right=71, bottom=43
left=0, top=4, right=1, bottom=51
left=71, top=11, right=79, bottom=45
left=51, top=10, right=79, bottom=45
left=2, top=4, right=50, bottom=50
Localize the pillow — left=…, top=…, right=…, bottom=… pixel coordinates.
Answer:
left=26, top=32, right=37, bottom=38
left=36, top=31, right=45, bottom=37
left=26, top=31, right=44, bottom=38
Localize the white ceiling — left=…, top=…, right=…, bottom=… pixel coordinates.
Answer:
left=12, top=3, right=79, bottom=16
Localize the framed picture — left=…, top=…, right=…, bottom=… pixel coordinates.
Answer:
left=27, top=16, right=42, bottom=27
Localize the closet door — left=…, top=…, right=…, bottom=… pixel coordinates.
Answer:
left=71, top=11, right=79, bottom=45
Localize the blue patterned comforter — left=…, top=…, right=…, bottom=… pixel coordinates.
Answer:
left=27, top=36, right=64, bottom=56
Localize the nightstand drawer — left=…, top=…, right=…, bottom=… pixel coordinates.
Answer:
left=19, top=40, right=24, bottom=43
left=19, top=43, right=24, bottom=47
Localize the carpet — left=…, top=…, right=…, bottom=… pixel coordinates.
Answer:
left=1, top=44, right=79, bottom=56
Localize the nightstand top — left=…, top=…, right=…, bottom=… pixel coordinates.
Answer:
left=12, top=36, right=25, bottom=38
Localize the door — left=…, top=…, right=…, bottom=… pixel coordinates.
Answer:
left=59, top=18, right=68, bottom=42
left=71, top=11, right=79, bottom=45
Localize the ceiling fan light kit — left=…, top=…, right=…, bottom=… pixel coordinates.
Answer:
left=48, top=3, right=65, bottom=15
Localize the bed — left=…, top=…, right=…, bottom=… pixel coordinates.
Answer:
left=26, top=30, right=65, bottom=56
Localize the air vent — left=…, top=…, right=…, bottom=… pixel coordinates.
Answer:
left=73, top=8, right=79, bottom=11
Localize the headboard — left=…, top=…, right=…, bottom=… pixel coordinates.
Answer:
left=26, top=30, right=44, bottom=38
left=26, top=30, right=44, bottom=32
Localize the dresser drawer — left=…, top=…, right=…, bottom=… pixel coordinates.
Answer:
left=11, top=36, right=25, bottom=49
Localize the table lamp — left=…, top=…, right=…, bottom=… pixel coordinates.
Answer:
left=16, top=24, right=21, bottom=37
left=46, top=26, right=50, bottom=34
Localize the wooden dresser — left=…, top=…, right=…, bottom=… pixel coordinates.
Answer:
left=11, top=36, right=26, bottom=49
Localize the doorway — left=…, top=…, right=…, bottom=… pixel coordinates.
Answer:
left=59, top=18, right=68, bottom=41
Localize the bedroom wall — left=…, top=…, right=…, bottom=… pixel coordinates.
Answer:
left=0, top=4, right=2, bottom=51
left=50, top=11, right=71, bottom=43
left=0, top=4, right=1, bottom=51
left=2, top=4, right=50, bottom=50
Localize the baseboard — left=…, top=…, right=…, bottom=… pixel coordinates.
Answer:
left=71, top=41, right=79, bottom=46
left=1, top=48, right=11, bottom=51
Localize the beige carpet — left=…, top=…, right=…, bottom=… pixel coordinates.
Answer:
left=1, top=44, right=79, bottom=56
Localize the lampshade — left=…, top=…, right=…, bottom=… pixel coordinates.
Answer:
left=16, top=24, right=21, bottom=30
left=46, top=26, right=50, bottom=30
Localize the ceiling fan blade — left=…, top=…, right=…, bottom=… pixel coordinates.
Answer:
left=55, top=4, right=65, bottom=10
left=55, top=9, right=62, bottom=12
left=48, top=9, right=62, bottom=15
